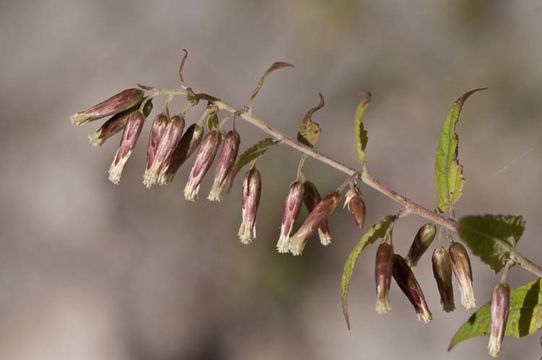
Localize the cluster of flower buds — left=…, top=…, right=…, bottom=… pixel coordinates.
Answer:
left=371, top=231, right=432, bottom=322
left=370, top=224, right=477, bottom=322
left=71, top=90, right=247, bottom=207
left=143, top=113, right=185, bottom=188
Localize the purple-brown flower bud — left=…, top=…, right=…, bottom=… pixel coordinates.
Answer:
left=208, top=130, right=241, bottom=201
left=184, top=129, right=222, bottom=201
left=344, top=183, right=366, bottom=229
left=432, top=247, right=455, bottom=312
left=392, top=254, right=432, bottom=323
left=71, top=88, right=144, bottom=126
left=158, top=123, right=204, bottom=185
left=107, top=111, right=145, bottom=184
left=375, top=241, right=394, bottom=314
left=449, top=241, right=476, bottom=310
left=143, top=115, right=185, bottom=188
left=289, top=191, right=340, bottom=256
left=488, top=282, right=510, bottom=357
left=406, top=223, right=437, bottom=268
left=145, top=113, right=169, bottom=171
left=89, top=100, right=153, bottom=146
left=303, top=181, right=332, bottom=246
left=276, top=180, right=305, bottom=253
left=238, top=168, right=262, bottom=244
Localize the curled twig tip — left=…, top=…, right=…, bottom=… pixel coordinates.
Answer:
left=179, top=49, right=189, bottom=85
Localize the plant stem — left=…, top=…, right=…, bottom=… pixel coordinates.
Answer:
left=158, top=87, right=542, bottom=278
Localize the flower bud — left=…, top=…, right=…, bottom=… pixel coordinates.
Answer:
left=208, top=130, right=241, bottom=201
left=71, top=88, right=144, bottom=126
left=238, top=168, right=262, bottom=244
left=289, top=191, right=340, bottom=256
left=432, top=247, right=455, bottom=312
left=183, top=129, right=222, bottom=201
left=276, top=181, right=305, bottom=253
left=107, top=111, right=145, bottom=184
left=303, top=181, right=332, bottom=246
left=449, top=241, right=476, bottom=310
left=392, top=254, right=432, bottom=323
left=344, top=183, right=366, bottom=229
left=406, top=223, right=437, bottom=268
left=89, top=100, right=153, bottom=146
left=375, top=241, right=394, bottom=314
left=488, top=282, right=510, bottom=357
left=158, top=123, right=204, bottom=185
left=145, top=113, right=169, bottom=171
left=143, top=115, right=185, bottom=188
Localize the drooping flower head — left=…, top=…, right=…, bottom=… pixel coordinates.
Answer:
left=276, top=180, right=304, bottom=253
left=238, top=167, right=262, bottom=245
left=375, top=241, right=394, bottom=314
left=108, top=110, right=145, bottom=184
left=449, top=241, right=476, bottom=310
left=143, top=114, right=185, bottom=188
left=406, top=223, right=437, bottom=268
left=183, top=129, right=222, bottom=201
left=392, top=254, right=432, bottom=324
left=208, top=129, right=241, bottom=201
left=289, top=191, right=340, bottom=256
left=71, top=88, right=144, bottom=126
left=432, top=247, right=455, bottom=312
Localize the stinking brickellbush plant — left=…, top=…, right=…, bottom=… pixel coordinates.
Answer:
left=71, top=51, right=542, bottom=357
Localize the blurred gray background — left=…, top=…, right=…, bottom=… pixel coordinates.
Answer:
left=1, top=0, right=542, bottom=359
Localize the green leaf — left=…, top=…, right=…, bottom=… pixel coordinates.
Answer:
left=354, top=93, right=371, bottom=165
left=341, top=214, right=396, bottom=329
left=458, top=215, right=525, bottom=273
left=449, top=279, right=542, bottom=351
left=297, top=93, right=324, bottom=148
left=207, top=112, right=219, bottom=130
left=435, top=88, right=486, bottom=213
left=229, top=138, right=277, bottom=189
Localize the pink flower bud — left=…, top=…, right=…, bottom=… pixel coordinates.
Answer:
left=449, top=241, right=476, bottom=310
left=145, top=113, right=169, bottom=171
left=184, top=129, right=222, bottom=201
left=488, top=282, right=510, bottom=357
left=432, top=247, right=455, bottom=312
left=88, top=99, right=153, bottom=146
left=208, top=130, right=241, bottom=201
left=158, top=123, right=204, bottom=185
left=107, top=111, right=145, bottom=184
left=406, top=223, right=437, bottom=268
left=289, top=191, right=340, bottom=256
left=71, top=88, right=144, bottom=126
left=276, top=180, right=305, bottom=253
left=143, top=115, right=185, bottom=188
left=344, top=183, right=366, bottom=229
left=392, top=254, right=432, bottom=323
left=238, top=168, right=262, bottom=244
left=303, top=181, right=332, bottom=245
left=375, top=242, right=394, bottom=314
